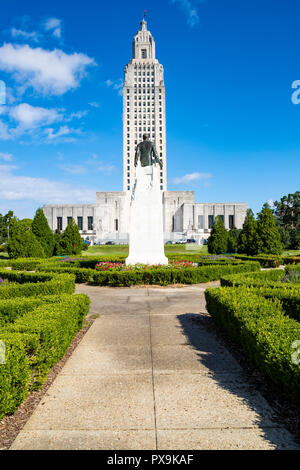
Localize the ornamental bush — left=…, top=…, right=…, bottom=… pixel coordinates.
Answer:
left=54, top=219, right=84, bottom=256
left=0, top=332, right=31, bottom=419
left=31, top=208, right=55, bottom=257
left=256, top=203, right=283, bottom=255
left=205, top=286, right=300, bottom=403
left=7, top=219, right=45, bottom=259
left=0, top=270, right=75, bottom=299
left=207, top=216, right=229, bottom=255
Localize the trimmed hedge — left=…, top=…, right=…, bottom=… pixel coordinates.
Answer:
left=0, top=293, right=90, bottom=417
left=251, top=286, right=300, bottom=322
left=34, top=261, right=260, bottom=286
left=4, top=294, right=90, bottom=387
left=36, top=265, right=95, bottom=283
left=0, top=270, right=75, bottom=299
left=220, top=269, right=289, bottom=289
left=0, top=332, right=31, bottom=419
left=0, top=294, right=82, bottom=326
left=232, top=254, right=284, bottom=268
left=91, top=262, right=260, bottom=287
left=205, top=286, right=300, bottom=403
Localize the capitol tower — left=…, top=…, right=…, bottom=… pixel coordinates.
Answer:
left=123, top=16, right=167, bottom=192
left=43, top=17, right=247, bottom=243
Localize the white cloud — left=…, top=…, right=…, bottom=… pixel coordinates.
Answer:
left=0, top=43, right=96, bottom=96
left=171, top=0, right=201, bottom=27
left=0, top=119, right=11, bottom=140
left=9, top=103, right=62, bottom=128
left=173, top=172, right=212, bottom=184
left=10, top=28, right=39, bottom=42
left=44, top=17, right=62, bottom=39
left=59, top=164, right=86, bottom=174
left=46, top=125, right=82, bottom=142
left=88, top=101, right=100, bottom=108
left=0, top=164, right=95, bottom=204
left=85, top=153, right=116, bottom=174
left=0, top=152, right=13, bottom=161
left=106, top=78, right=123, bottom=96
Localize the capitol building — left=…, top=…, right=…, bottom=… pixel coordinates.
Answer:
left=43, top=18, right=247, bottom=243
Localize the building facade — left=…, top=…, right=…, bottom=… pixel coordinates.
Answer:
left=43, top=18, right=248, bottom=244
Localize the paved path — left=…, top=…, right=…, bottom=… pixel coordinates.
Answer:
left=11, top=284, right=299, bottom=450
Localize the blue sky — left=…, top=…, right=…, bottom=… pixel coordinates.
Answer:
left=0, top=0, right=299, bottom=219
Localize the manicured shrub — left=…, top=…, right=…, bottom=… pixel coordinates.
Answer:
left=207, top=216, right=229, bottom=254
left=233, top=254, right=283, bottom=268
left=0, top=294, right=80, bottom=326
left=91, top=262, right=260, bottom=287
left=0, top=271, right=75, bottom=299
left=32, top=208, right=55, bottom=257
left=55, top=219, right=84, bottom=256
left=0, top=332, right=31, bottom=419
left=7, top=219, right=45, bottom=259
left=256, top=203, right=283, bottom=255
left=238, top=209, right=259, bottom=255
left=220, top=269, right=287, bottom=288
left=205, top=286, right=300, bottom=403
left=227, top=227, right=242, bottom=253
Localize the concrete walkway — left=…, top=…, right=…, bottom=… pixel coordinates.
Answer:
left=11, top=283, right=299, bottom=450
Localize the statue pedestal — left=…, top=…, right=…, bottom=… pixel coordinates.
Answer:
left=126, top=163, right=168, bottom=266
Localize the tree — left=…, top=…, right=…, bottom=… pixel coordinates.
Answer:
left=273, top=191, right=300, bottom=230
left=238, top=209, right=259, bottom=255
left=32, top=208, right=55, bottom=257
left=7, top=219, right=45, bottom=259
left=207, top=216, right=229, bottom=254
left=55, top=218, right=83, bottom=255
left=0, top=211, right=16, bottom=244
left=273, top=192, right=300, bottom=249
left=227, top=226, right=242, bottom=253
left=256, top=203, right=283, bottom=255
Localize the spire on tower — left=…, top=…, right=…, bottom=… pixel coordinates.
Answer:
left=140, top=11, right=147, bottom=30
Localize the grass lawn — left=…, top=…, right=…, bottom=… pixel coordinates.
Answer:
left=83, top=244, right=209, bottom=257
left=282, top=250, right=300, bottom=257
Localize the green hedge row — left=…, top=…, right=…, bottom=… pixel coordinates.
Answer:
left=205, top=286, right=300, bottom=403
left=34, top=261, right=260, bottom=286
left=232, top=254, right=284, bottom=268
left=0, top=293, right=90, bottom=419
left=0, top=270, right=75, bottom=299
left=251, top=286, right=300, bottom=322
left=91, top=262, right=260, bottom=287
left=220, top=269, right=288, bottom=289
left=0, top=294, right=80, bottom=326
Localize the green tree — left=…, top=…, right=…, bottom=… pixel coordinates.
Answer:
left=207, top=216, right=229, bottom=254
left=55, top=218, right=83, bottom=255
left=0, top=211, right=16, bottom=244
left=273, top=192, right=300, bottom=249
left=31, top=208, right=55, bottom=257
left=256, top=203, right=283, bottom=255
left=238, top=209, right=259, bottom=255
left=227, top=226, right=242, bottom=253
left=7, top=219, right=45, bottom=259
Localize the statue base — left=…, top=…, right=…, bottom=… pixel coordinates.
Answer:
left=126, top=163, right=168, bottom=266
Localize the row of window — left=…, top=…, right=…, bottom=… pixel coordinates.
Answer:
left=201, top=215, right=235, bottom=230
left=57, top=216, right=94, bottom=231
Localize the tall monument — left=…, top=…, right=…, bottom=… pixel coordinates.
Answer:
left=126, top=134, right=168, bottom=265
left=123, top=15, right=167, bottom=193
left=43, top=17, right=248, bottom=243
